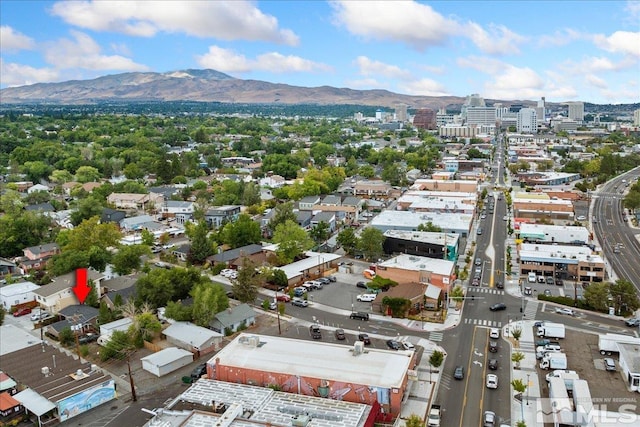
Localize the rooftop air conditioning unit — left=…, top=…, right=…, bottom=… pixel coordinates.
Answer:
left=41, top=366, right=49, bottom=376
left=353, top=341, right=364, bottom=355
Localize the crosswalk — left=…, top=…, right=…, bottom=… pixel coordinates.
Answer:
left=467, top=287, right=505, bottom=295
left=463, top=318, right=502, bottom=327
left=523, top=300, right=539, bottom=319
left=429, top=331, right=444, bottom=342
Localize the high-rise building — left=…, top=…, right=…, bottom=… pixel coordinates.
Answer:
left=466, top=106, right=497, bottom=126
left=536, top=97, right=546, bottom=122
left=395, top=104, right=407, bottom=122
left=436, top=108, right=455, bottom=126
left=567, top=102, right=584, bottom=121
left=413, top=108, right=437, bottom=129
left=517, top=108, right=537, bottom=133
left=633, top=109, right=640, bottom=126
left=461, top=94, right=485, bottom=119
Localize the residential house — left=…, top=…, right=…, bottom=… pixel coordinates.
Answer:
left=0, top=281, right=39, bottom=310
left=20, top=243, right=60, bottom=272
left=159, top=201, right=194, bottom=225
left=204, top=206, right=241, bottom=228
left=354, top=180, right=392, bottom=198
left=0, top=391, right=23, bottom=425
left=207, top=244, right=265, bottom=268
left=0, top=258, right=18, bottom=277
left=80, top=182, right=102, bottom=193
left=209, top=304, right=256, bottom=334
left=27, top=183, right=49, bottom=194
left=24, top=203, right=55, bottom=214
left=107, top=192, right=164, bottom=211
left=298, top=196, right=321, bottom=210
left=12, top=181, right=33, bottom=193
left=33, top=270, right=105, bottom=314
left=61, top=181, right=79, bottom=196
left=100, top=275, right=137, bottom=309
left=295, top=210, right=313, bottom=230
left=0, top=372, right=17, bottom=395
left=162, top=321, right=224, bottom=356
left=172, top=244, right=191, bottom=262
left=101, top=208, right=126, bottom=225
left=119, top=214, right=155, bottom=232
left=320, top=195, right=341, bottom=206
left=310, top=211, right=336, bottom=232
left=259, top=174, right=285, bottom=188
left=44, top=304, right=99, bottom=339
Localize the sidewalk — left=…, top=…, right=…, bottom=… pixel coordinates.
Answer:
left=504, top=319, right=542, bottom=427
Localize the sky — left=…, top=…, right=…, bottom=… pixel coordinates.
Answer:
left=1, top=1, right=639, bottom=104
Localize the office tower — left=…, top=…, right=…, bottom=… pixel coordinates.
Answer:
left=536, top=97, right=546, bottom=122
left=466, top=106, right=497, bottom=126
left=633, top=109, right=640, bottom=126
left=395, top=104, right=407, bottom=122
left=413, top=108, right=437, bottom=129
left=567, top=102, right=584, bottom=121
left=517, top=108, right=538, bottom=133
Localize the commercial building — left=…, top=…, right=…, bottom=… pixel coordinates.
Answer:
left=512, top=197, right=575, bottom=221
left=517, top=108, right=538, bottom=134
left=376, top=254, right=456, bottom=292
left=466, top=106, right=496, bottom=126
left=411, top=179, right=478, bottom=193
left=518, top=243, right=604, bottom=283
left=383, top=230, right=459, bottom=261
left=412, top=108, right=436, bottom=129
left=370, top=210, right=473, bottom=237
left=395, top=193, right=475, bottom=214
left=566, top=101, right=585, bottom=121
left=206, top=333, right=416, bottom=417
left=518, top=223, right=590, bottom=245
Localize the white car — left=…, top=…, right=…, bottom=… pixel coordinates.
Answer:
left=486, top=374, right=498, bottom=389
left=556, top=307, right=574, bottom=316
left=489, top=328, right=500, bottom=339
left=502, top=215, right=508, bottom=221
left=577, top=215, right=586, bottom=221
left=401, top=341, right=415, bottom=350
left=356, top=294, right=377, bottom=302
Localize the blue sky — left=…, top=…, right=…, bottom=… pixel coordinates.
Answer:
left=1, top=1, right=639, bottom=104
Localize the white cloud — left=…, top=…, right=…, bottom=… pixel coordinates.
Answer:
left=585, top=74, right=608, bottom=89
left=560, top=55, right=637, bottom=74
left=625, top=0, right=640, bottom=19
left=0, top=26, right=35, bottom=51
left=456, top=56, right=504, bottom=74
left=592, top=31, right=640, bottom=58
left=483, top=66, right=546, bottom=99
left=0, top=59, right=59, bottom=87
left=418, top=64, right=445, bottom=74
left=398, top=78, right=449, bottom=96
left=354, top=56, right=412, bottom=79
left=43, top=30, right=149, bottom=71
left=464, top=22, right=526, bottom=55
left=50, top=0, right=299, bottom=45
left=537, top=28, right=583, bottom=48
left=196, top=45, right=332, bottom=74
left=345, top=78, right=382, bottom=89
left=331, top=1, right=459, bottom=49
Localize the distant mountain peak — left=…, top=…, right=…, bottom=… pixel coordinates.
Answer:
left=165, top=69, right=236, bottom=80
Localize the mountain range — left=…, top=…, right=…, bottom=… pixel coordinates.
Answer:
left=0, top=68, right=519, bottom=109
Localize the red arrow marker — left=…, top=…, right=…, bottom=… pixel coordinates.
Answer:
left=73, top=268, right=91, bottom=304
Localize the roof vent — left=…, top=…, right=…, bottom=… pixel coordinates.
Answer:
left=41, top=366, right=49, bottom=376
left=353, top=341, right=364, bottom=356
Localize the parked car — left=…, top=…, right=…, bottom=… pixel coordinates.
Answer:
left=490, top=303, right=506, bottom=311
left=30, top=311, right=50, bottom=321
left=276, top=294, right=291, bottom=302
left=309, top=325, right=322, bottom=339
left=316, top=277, right=331, bottom=285
left=293, top=287, right=306, bottom=297
left=524, top=287, right=532, bottom=295
left=544, top=289, right=552, bottom=297
left=78, top=333, right=98, bottom=344
left=555, top=279, right=564, bottom=286
left=350, top=311, right=369, bottom=321
left=386, top=340, right=401, bottom=350
left=190, top=363, right=207, bottom=380
left=13, top=307, right=31, bottom=317
left=356, top=281, right=368, bottom=289
left=291, top=297, right=308, bottom=307
left=537, top=276, right=545, bottom=283
left=401, top=341, right=415, bottom=350
left=326, top=275, right=337, bottom=282
left=604, top=357, right=616, bottom=371
left=475, top=258, right=482, bottom=266
left=625, top=318, right=640, bottom=327
left=334, top=328, right=346, bottom=340
left=546, top=276, right=554, bottom=285
left=454, top=366, right=464, bottom=380
left=488, top=359, right=498, bottom=370
left=486, top=374, right=498, bottom=389
left=356, top=294, right=377, bottom=302
left=358, top=333, right=371, bottom=345
left=489, top=328, right=500, bottom=339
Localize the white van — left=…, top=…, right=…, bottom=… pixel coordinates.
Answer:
left=528, top=272, right=537, bottom=283
left=357, top=294, right=377, bottom=302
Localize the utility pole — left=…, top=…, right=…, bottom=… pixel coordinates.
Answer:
left=127, top=354, right=137, bottom=402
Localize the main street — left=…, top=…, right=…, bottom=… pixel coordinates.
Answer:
left=592, top=167, right=640, bottom=290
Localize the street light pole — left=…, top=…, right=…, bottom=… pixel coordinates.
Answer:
left=526, top=373, right=530, bottom=406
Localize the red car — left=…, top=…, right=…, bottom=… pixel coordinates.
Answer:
left=276, top=294, right=291, bottom=302
left=13, top=307, right=32, bottom=317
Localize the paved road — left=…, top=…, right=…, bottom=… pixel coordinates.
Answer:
left=592, top=167, right=640, bottom=289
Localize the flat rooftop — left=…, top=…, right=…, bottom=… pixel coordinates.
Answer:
left=209, top=334, right=412, bottom=389
left=519, top=243, right=602, bottom=263
left=383, top=230, right=460, bottom=247
left=378, top=254, right=455, bottom=276
left=371, top=210, right=472, bottom=232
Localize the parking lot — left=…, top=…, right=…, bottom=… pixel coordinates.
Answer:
left=535, top=329, right=639, bottom=414
left=522, top=275, right=586, bottom=300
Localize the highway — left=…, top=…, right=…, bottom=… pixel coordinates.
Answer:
left=591, top=167, right=640, bottom=289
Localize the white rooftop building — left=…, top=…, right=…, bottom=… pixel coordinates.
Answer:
left=518, top=223, right=590, bottom=244
left=378, top=254, right=455, bottom=277
left=371, top=210, right=473, bottom=236
left=519, top=243, right=603, bottom=264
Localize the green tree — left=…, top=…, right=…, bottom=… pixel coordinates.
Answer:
left=271, top=269, right=289, bottom=289
left=417, top=221, right=442, bottom=232
left=241, top=181, right=261, bottom=206
left=428, top=350, right=444, bottom=383
left=268, top=202, right=296, bottom=231
left=59, top=327, right=75, bottom=346
left=511, top=326, right=522, bottom=347
left=0, top=306, right=5, bottom=326
left=583, top=282, right=610, bottom=312
left=337, top=227, right=358, bottom=255
left=221, top=214, right=261, bottom=248
left=164, top=300, right=193, bottom=321
left=449, top=285, right=464, bottom=303
left=50, top=169, right=74, bottom=184
left=141, top=229, right=155, bottom=246
left=357, top=227, right=385, bottom=261
left=0, top=211, right=54, bottom=257
left=231, top=258, right=261, bottom=303
left=191, top=282, right=229, bottom=327
left=404, top=414, right=424, bottom=427
left=610, top=279, right=640, bottom=316
left=98, top=301, right=114, bottom=325
left=70, top=196, right=104, bottom=226
left=112, top=245, right=151, bottom=275
left=187, top=220, right=215, bottom=264
left=511, top=378, right=526, bottom=394
left=512, top=351, right=525, bottom=369
left=21, top=160, right=53, bottom=183
left=130, top=312, right=162, bottom=345
left=75, top=165, right=102, bottom=183
left=100, top=330, right=133, bottom=361
left=272, top=220, right=314, bottom=264
left=310, top=221, right=330, bottom=244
